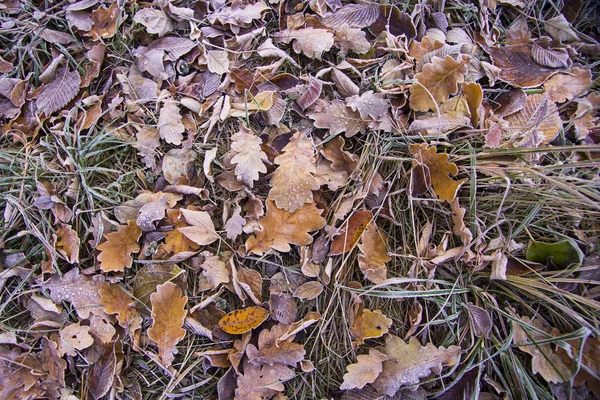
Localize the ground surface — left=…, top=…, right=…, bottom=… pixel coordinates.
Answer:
left=0, top=0, right=599, bottom=399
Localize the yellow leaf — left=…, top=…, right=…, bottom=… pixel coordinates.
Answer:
left=330, top=210, right=373, bottom=256
left=350, top=309, right=393, bottom=348
left=218, top=306, right=270, bottom=335
left=410, top=144, right=467, bottom=202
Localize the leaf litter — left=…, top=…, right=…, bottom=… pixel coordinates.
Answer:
left=0, top=0, right=599, bottom=399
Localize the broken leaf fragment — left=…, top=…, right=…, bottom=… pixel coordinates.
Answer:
left=330, top=210, right=373, bottom=255
left=218, top=306, right=270, bottom=335
left=410, top=144, right=467, bottom=202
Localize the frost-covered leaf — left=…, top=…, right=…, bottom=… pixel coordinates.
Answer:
left=230, top=124, right=268, bottom=188
left=543, top=66, right=592, bottom=103
left=503, top=94, right=562, bottom=146
left=346, top=91, right=389, bottom=120
left=350, top=309, right=392, bottom=347
left=60, top=322, right=94, bottom=356
left=206, top=50, right=230, bottom=75
left=307, top=99, right=368, bottom=137
left=321, top=3, right=380, bottom=29
left=96, top=221, right=142, bottom=272
left=357, top=222, right=390, bottom=284
left=54, top=224, right=80, bottom=264
left=235, top=360, right=294, bottom=400
left=297, top=77, right=322, bottom=110
left=334, top=23, right=371, bottom=55
left=133, top=8, right=173, bottom=37
left=246, top=323, right=306, bottom=367
left=39, top=268, right=103, bottom=319
left=36, top=67, right=81, bottom=116
left=208, top=1, right=269, bottom=33
left=273, top=28, right=334, bottom=60
left=158, top=98, right=185, bottom=145
left=178, top=209, right=219, bottom=246
left=341, top=349, right=390, bottom=390
left=545, top=15, right=578, bottom=42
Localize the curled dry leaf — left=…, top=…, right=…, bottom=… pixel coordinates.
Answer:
left=410, top=144, right=467, bottom=202
left=54, top=224, right=80, bottom=264
left=96, top=221, right=142, bottom=273
left=409, top=55, right=469, bottom=112
left=246, top=323, right=306, bottom=367
left=268, top=130, right=319, bottom=212
left=246, top=199, right=326, bottom=255
left=147, top=282, right=187, bottom=368
left=340, top=349, right=390, bottom=390
left=372, top=336, right=462, bottom=396
left=230, top=124, right=268, bottom=188
left=350, top=309, right=393, bottom=348
left=463, top=303, right=492, bottom=337
left=218, top=306, right=270, bottom=335
left=330, top=210, right=373, bottom=255
left=357, top=221, right=390, bottom=284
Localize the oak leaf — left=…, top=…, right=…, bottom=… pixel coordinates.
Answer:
left=148, top=282, right=187, bottom=368
left=543, top=66, right=592, bottom=103
left=268, top=130, right=320, bottom=212
left=246, top=200, right=326, bottom=255
left=246, top=323, right=306, bottom=367
left=357, top=222, right=390, bottom=284
left=87, top=3, right=122, bottom=40
left=99, top=283, right=136, bottom=328
left=340, top=349, right=390, bottom=390
left=40, top=268, right=103, bottom=319
left=178, top=209, right=219, bottom=246
left=208, top=1, right=269, bottom=33
left=512, top=316, right=571, bottom=383
left=235, top=360, right=294, bottom=400
left=372, top=336, right=461, bottom=396
left=218, top=306, right=270, bottom=335
left=346, top=91, right=389, bottom=120
left=410, top=144, right=467, bottom=202
left=133, top=8, right=172, bottom=37
left=503, top=94, right=562, bottom=146
left=158, top=97, right=185, bottom=145
left=60, top=322, right=94, bottom=356
left=133, top=264, right=186, bottom=308
left=273, top=28, right=334, bottom=60
left=307, top=99, right=368, bottom=137
left=409, top=55, right=469, bottom=112
left=54, top=224, right=80, bottom=264
left=199, top=251, right=231, bottom=290
left=230, top=124, right=268, bottom=188
left=96, top=221, right=142, bottom=272
left=320, top=136, right=359, bottom=175
left=330, top=210, right=373, bottom=255
left=334, top=23, right=371, bottom=55
left=350, top=309, right=393, bottom=348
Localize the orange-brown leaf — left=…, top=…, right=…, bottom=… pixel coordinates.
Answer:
left=147, top=282, right=187, bottom=368
left=330, top=210, right=373, bottom=256
left=357, top=221, right=390, bottom=284
left=410, top=144, right=467, bottom=202
left=54, top=223, right=80, bottom=264
left=99, top=283, right=136, bottom=328
left=96, top=221, right=142, bottom=272
left=245, top=200, right=326, bottom=256
left=218, top=306, right=270, bottom=335
left=409, top=55, right=469, bottom=112
left=350, top=309, right=393, bottom=348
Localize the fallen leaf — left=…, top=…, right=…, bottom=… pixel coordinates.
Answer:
left=503, top=94, right=562, bottom=146
left=233, top=266, right=263, bottom=305
left=136, top=196, right=168, bottom=232
left=340, top=349, right=390, bottom=390
left=293, top=281, right=324, bottom=300
left=372, top=336, right=461, bottom=396
left=273, top=27, right=334, bottom=60
left=224, top=206, right=247, bottom=240
left=543, top=66, right=592, bottom=103
left=230, top=124, right=268, bottom=188
left=346, top=91, right=389, bottom=120
left=268, top=130, right=320, bottom=212
left=557, top=337, right=600, bottom=397
left=330, top=67, right=360, bottom=97
left=87, top=342, right=116, bottom=399
left=158, top=97, right=185, bottom=145
left=208, top=1, right=269, bottom=34
left=545, top=15, right=578, bottom=42
left=96, top=221, right=142, bottom=272
left=60, top=322, right=94, bottom=356
left=162, top=149, right=197, bottom=185
left=462, top=82, right=483, bottom=127
left=270, top=293, right=297, bottom=325
left=133, top=8, right=173, bottom=37
left=531, top=37, right=571, bottom=68
left=40, top=268, right=103, bottom=319
left=463, top=303, right=492, bottom=337
left=206, top=50, right=230, bottom=75
left=330, top=210, right=373, bottom=255
left=199, top=251, right=231, bottom=290
left=526, top=238, right=584, bottom=268
left=350, top=309, right=393, bottom=347
left=409, top=55, right=469, bottom=112
left=87, top=3, right=123, bottom=40
left=161, top=209, right=200, bottom=254
left=54, top=224, right=80, bottom=264
left=297, top=77, right=322, bottom=110
left=246, top=323, right=306, bottom=367
left=334, top=23, right=371, bottom=55
left=99, top=283, right=137, bottom=328
left=178, top=209, right=219, bottom=246
left=512, top=316, right=571, bottom=383
left=410, top=144, right=467, bottom=202
left=36, top=66, right=81, bottom=116
left=235, top=360, right=295, bottom=400
left=39, top=337, right=66, bottom=386
left=148, top=282, right=187, bottom=368
left=307, top=99, right=368, bottom=137
left=321, top=3, right=380, bottom=29
left=133, top=263, right=186, bottom=309
left=357, top=221, right=390, bottom=284
left=218, top=306, right=270, bottom=335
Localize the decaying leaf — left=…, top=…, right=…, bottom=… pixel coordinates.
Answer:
left=308, top=99, right=368, bottom=137
left=246, top=323, right=306, bottom=367
left=357, top=221, right=390, bottom=284
left=330, top=210, right=373, bottom=255
left=99, top=283, right=136, bottom=328
left=218, top=306, right=270, bottom=335
left=147, top=282, right=187, bottom=368
left=230, top=124, right=268, bottom=188
left=372, top=336, right=461, bottom=396
left=268, top=130, right=320, bottom=212
left=60, top=322, right=94, bottom=356
left=350, top=309, right=393, bottom=347
left=273, top=28, right=334, bottom=60
left=96, top=221, right=142, bottom=272
left=543, top=66, right=592, bottom=103
left=409, top=55, right=469, bottom=112
left=178, top=209, right=219, bottom=246
left=235, top=360, right=295, bottom=400
left=341, top=349, right=390, bottom=390
left=36, top=66, right=81, bottom=116
left=503, top=94, right=562, bottom=146
left=54, top=224, right=80, bottom=264
left=40, top=268, right=103, bottom=319
left=410, top=144, right=467, bottom=202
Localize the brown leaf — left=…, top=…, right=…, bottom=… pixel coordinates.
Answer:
left=410, top=144, right=467, bottom=202
left=450, top=198, right=472, bottom=245
left=162, top=148, right=197, bottom=185
left=235, top=360, right=295, bottom=400
left=543, top=66, right=592, bottom=103
left=40, top=268, right=103, bottom=319
left=206, top=50, right=230, bottom=75
left=199, top=251, right=231, bottom=290
left=96, top=221, right=142, bottom=272
left=218, top=306, right=270, bottom=335
left=558, top=337, right=600, bottom=397
left=308, top=99, right=368, bottom=137
left=330, top=210, right=373, bottom=255
left=463, top=303, right=492, bottom=337
left=208, top=1, right=269, bottom=32
left=409, top=55, right=469, bottom=112
left=346, top=91, right=389, bottom=120
left=158, top=97, right=185, bottom=145
left=99, top=283, right=137, bottom=328
left=462, top=82, right=483, bottom=127
left=234, top=266, right=263, bottom=305
left=230, top=124, right=268, bottom=188
left=178, top=209, right=219, bottom=246
left=545, top=15, right=578, bottom=42
left=330, top=68, right=360, bottom=97
left=60, top=322, right=94, bottom=356
left=148, top=282, right=187, bottom=368
left=492, top=88, right=527, bottom=118
left=54, top=224, right=80, bottom=264
left=321, top=3, right=380, bottom=29
left=350, top=309, right=393, bottom=348
left=36, top=66, right=81, bottom=116
left=87, top=342, right=117, bottom=399
left=273, top=28, right=334, bottom=60
left=268, top=130, right=320, bottom=212
left=357, top=222, right=390, bottom=284
left=334, top=23, right=372, bottom=55
left=503, top=94, right=562, bottom=146
left=136, top=196, right=168, bottom=232
left=270, top=293, right=297, bottom=325
left=87, top=3, right=123, bottom=40
left=320, top=136, right=359, bottom=176
left=133, top=8, right=173, bottom=37
left=340, top=349, right=390, bottom=390
left=161, top=210, right=200, bottom=254
left=487, top=43, right=566, bottom=88
left=297, top=77, right=323, bottom=110
left=133, top=263, right=186, bottom=309
left=39, top=337, right=66, bottom=386
left=246, top=323, right=306, bottom=367
left=531, top=38, right=571, bottom=68
left=372, top=336, right=461, bottom=396
left=293, top=281, right=324, bottom=300
left=512, top=316, right=571, bottom=383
